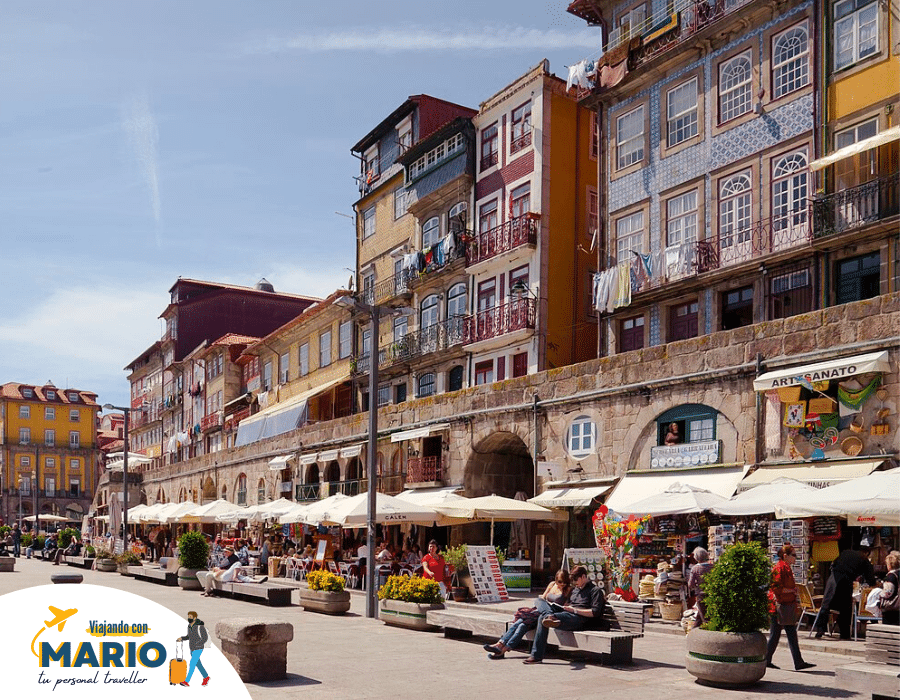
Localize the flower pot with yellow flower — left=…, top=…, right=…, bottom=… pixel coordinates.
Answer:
left=300, top=570, right=351, bottom=615
left=377, top=575, right=444, bottom=631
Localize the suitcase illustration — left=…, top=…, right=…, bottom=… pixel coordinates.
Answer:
left=169, top=640, right=187, bottom=685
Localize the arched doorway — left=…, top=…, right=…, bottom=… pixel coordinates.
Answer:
left=178, top=486, right=188, bottom=503
left=303, top=464, right=320, bottom=501
left=66, top=503, right=84, bottom=521
left=345, top=457, right=361, bottom=495
left=201, top=477, right=217, bottom=503
left=156, top=487, right=166, bottom=504
left=324, top=461, right=340, bottom=496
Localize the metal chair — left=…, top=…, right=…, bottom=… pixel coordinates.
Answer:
left=798, top=583, right=836, bottom=637
left=853, top=586, right=882, bottom=641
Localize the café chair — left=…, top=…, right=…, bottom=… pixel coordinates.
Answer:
left=853, top=586, right=882, bottom=641
left=799, top=583, right=836, bottom=637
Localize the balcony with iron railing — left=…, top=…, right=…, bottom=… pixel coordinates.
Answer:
left=360, top=269, right=416, bottom=307
left=463, top=298, right=536, bottom=345
left=409, top=233, right=467, bottom=282
left=384, top=318, right=466, bottom=365
left=595, top=211, right=812, bottom=307
left=812, top=174, right=899, bottom=239
left=466, top=213, right=539, bottom=267
left=295, top=483, right=321, bottom=502
left=201, top=411, right=223, bottom=432
left=406, top=456, right=444, bottom=484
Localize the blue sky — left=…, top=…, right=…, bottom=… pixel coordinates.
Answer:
left=0, top=1, right=601, bottom=408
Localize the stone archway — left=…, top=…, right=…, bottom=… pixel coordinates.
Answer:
left=464, top=431, right=533, bottom=498
left=345, top=457, right=361, bottom=495
left=324, top=461, right=340, bottom=496
left=201, top=477, right=217, bottom=503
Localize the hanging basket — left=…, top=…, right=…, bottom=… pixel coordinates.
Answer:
left=777, top=386, right=802, bottom=402
left=659, top=601, right=683, bottom=621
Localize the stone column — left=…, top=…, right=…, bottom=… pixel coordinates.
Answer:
left=215, top=619, right=293, bottom=682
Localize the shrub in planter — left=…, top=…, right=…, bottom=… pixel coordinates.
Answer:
left=94, top=548, right=116, bottom=571
left=176, top=531, right=209, bottom=590
left=21, top=534, right=33, bottom=548
left=58, top=528, right=81, bottom=549
left=0, top=525, right=10, bottom=539
left=95, top=548, right=114, bottom=561
left=300, top=570, right=350, bottom=615
left=85, top=545, right=96, bottom=558
left=117, top=551, right=141, bottom=566
left=686, top=542, right=771, bottom=687
left=378, top=576, right=444, bottom=631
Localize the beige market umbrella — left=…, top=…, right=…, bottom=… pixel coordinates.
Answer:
left=433, top=493, right=566, bottom=544
left=160, top=501, right=200, bottom=524
left=179, top=499, right=243, bottom=524
left=309, top=492, right=440, bottom=527
left=612, top=482, right=726, bottom=516
left=292, top=493, right=349, bottom=526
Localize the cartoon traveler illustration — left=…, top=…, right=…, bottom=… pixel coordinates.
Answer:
left=176, top=610, right=210, bottom=687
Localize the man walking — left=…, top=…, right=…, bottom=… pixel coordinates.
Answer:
left=523, top=565, right=606, bottom=664
left=176, top=610, right=210, bottom=687
left=12, top=524, right=21, bottom=558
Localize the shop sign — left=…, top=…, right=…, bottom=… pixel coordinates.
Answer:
left=465, top=545, right=509, bottom=603
left=650, top=440, right=721, bottom=469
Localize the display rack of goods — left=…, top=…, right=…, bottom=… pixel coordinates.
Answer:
left=768, top=520, right=809, bottom=584
left=707, top=525, right=735, bottom=562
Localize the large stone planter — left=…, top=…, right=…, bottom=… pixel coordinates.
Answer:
left=96, top=559, right=117, bottom=572
left=299, top=588, right=351, bottom=615
left=216, top=619, right=293, bottom=683
left=685, top=628, right=767, bottom=686
left=178, top=567, right=204, bottom=590
left=379, top=599, right=444, bottom=631
left=0, top=557, right=15, bottom=572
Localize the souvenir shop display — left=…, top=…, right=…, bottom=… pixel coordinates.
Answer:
left=592, top=506, right=651, bottom=601
left=768, top=519, right=809, bottom=584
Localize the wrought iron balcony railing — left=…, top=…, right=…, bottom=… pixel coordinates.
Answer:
left=466, top=213, right=539, bottom=266
left=360, top=269, right=416, bottom=307
left=406, top=456, right=443, bottom=483
left=385, top=318, right=466, bottom=365
left=812, top=174, right=899, bottom=238
left=463, top=298, right=536, bottom=344
left=200, top=411, right=223, bottom=432
left=295, top=483, right=320, bottom=502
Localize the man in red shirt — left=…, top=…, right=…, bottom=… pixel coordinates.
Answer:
left=422, top=540, right=447, bottom=596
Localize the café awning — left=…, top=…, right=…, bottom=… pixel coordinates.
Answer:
left=753, top=350, right=891, bottom=391
left=299, top=453, right=319, bottom=465
left=737, top=459, right=885, bottom=491
left=604, top=464, right=747, bottom=513
left=390, top=423, right=451, bottom=442
left=528, top=485, right=612, bottom=508
left=810, top=126, right=900, bottom=171
left=318, top=449, right=339, bottom=462
left=339, top=444, right=365, bottom=458
left=268, top=453, right=295, bottom=471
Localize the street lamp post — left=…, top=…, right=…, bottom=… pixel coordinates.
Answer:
left=103, top=404, right=130, bottom=552
left=18, top=476, right=23, bottom=530
left=34, top=445, right=40, bottom=537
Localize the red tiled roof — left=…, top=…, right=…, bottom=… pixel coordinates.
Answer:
left=0, top=382, right=100, bottom=405
left=241, top=289, right=352, bottom=356
left=210, top=333, right=261, bottom=347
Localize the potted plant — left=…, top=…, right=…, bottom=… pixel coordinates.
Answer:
left=377, top=575, right=444, bottom=631
left=57, top=527, right=80, bottom=549
left=84, top=545, right=96, bottom=559
left=176, top=531, right=209, bottom=590
left=443, top=545, right=470, bottom=602
left=116, top=550, right=141, bottom=574
left=95, top=548, right=117, bottom=572
left=685, top=541, right=772, bottom=687
left=299, top=570, right=351, bottom=615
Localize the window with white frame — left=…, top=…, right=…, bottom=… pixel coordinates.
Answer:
left=21, top=387, right=33, bottom=398
left=510, top=102, right=532, bottom=153
left=667, top=77, right=699, bottom=146
left=19, top=405, right=29, bottom=419
left=393, top=315, right=407, bottom=342
left=68, top=391, right=79, bottom=402
left=719, top=51, right=753, bottom=123
left=278, top=352, right=289, bottom=384
left=46, top=389, right=56, bottom=400
left=394, top=188, right=408, bottom=219
left=339, top=321, right=352, bottom=359
left=448, top=201, right=467, bottom=231
left=263, top=361, right=272, bottom=391
left=362, top=272, right=375, bottom=304
left=70, top=458, right=81, bottom=472
left=45, top=406, right=55, bottom=420
left=410, top=133, right=465, bottom=178
left=567, top=416, right=597, bottom=458
left=364, top=146, right=379, bottom=179
left=362, top=329, right=372, bottom=358
left=480, top=123, right=499, bottom=170
left=772, top=150, right=808, bottom=230
left=299, top=343, right=309, bottom=376
left=319, top=330, right=332, bottom=367
left=666, top=190, right=699, bottom=245
left=834, top=0, right=878, bottom=70
left=421, top=294, right=440, bottom=329
left=19, top=427, right=30, bottom=444
left=69, top=409, right=79, bottom=422
left=362, top=206, right=376, bottom=239
left=772, top=23, right=810, bottom=98
left=45, top=429, right=55, bottom=447
left=69, top=431, right=80, bottom=448
left=616, top=210, right=645, bottom=262
left=616, top=105, right=644, bottom=169
left=479, top=199, right=498, bottom=233
left=423, top=216, right=440, bottom=248
left=719, top=171, right=753, bottom=247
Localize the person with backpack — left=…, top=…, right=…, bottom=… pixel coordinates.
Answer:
left=176, top=611, right=210, bottom=687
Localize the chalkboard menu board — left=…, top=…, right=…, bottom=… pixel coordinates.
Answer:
left=811, top=517, right=841, bottom=541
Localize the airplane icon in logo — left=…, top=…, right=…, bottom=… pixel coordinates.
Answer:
left=45, top=606, right=78, bottom=632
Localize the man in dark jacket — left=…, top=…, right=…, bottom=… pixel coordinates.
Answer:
left=177, top=611, right=210, bottom=687
left=524, top=566, right=606, bottom=664
left=816, top=546, right=876, bottom=639
left=12, top=524, right=21, bottom=558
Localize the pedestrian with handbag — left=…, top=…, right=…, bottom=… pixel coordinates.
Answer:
left=878, top=550, right=900, bottom=625
left=766, top=544, right=815, bottom=671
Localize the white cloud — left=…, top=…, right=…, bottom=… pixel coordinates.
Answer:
left=245, top=25, right=600, bottom=54
left=121, top=93, right=162, bottom=239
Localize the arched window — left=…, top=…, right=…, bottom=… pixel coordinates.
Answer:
left=567, top=416, right=597, bottom=458
left=772, top=24, right=809, bottom=98
left=448, top=365, right=464, bottom=392
left=657, top=404, right=718, bottom=445
left=422, top=217, right=440, bottom=249
left=719, top=172, right=752, bottom=248
left=418, top=372, right=436, bottom=398
left=391, top=450, right=403, bottom=475
left=257, top=478, right=267, bottom=504
left=772, top=151, right=808, bottom=231
left=448, top=202, right=467, bottom=232
left=719, top=51, right=752, bottom=122
left=421, top=294, right=440, bottom=329
left=236, top=474, right=247, bottom=505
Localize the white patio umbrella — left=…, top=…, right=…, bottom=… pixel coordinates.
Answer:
left=711, top=478, right=818, bottom=516
left=315, top=491, right=441, bottom=527
left=611, top=482, right=727, bottom=516
left=24, top=514, right=69, bottom=523
left=432, top=493, right=566, bottom=544
left=125, top=503, right=151, bottom=521
left=179, top=499, right=243, bottom=524
left=160, top=501, right=200, bottom=524
left=215, top=505, right=256, bottom=523
left=135, top=503, right=167, bottom=523
left=278, top=502, right=313, bottom=525
left=775, top=467, right=900, bottom=526
left=292, top=493, right=349, bottom=525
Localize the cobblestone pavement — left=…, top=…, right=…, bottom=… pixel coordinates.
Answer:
left=0, top=559, right=872, bottom=700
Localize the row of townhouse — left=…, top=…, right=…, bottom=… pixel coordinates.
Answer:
left=566, top=0, right=898, bottom=355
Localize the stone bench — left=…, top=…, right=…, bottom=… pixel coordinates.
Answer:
left=127, top=564, right=179, bottom=586
left=62, top=556, right=94, bottom=569
left=209, top=579, right=294, bottom=606
left=427, top=600, right=651, bottom=665
left=836, top=624, right=900, bottom=700
left=216, top=619, right=293, bottom=682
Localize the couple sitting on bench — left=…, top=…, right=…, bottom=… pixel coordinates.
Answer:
left=196, top=545, right=268, bottom=597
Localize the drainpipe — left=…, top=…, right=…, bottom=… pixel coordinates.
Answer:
left=532, top=393, right=540, bottom=498
left=754, top=352, right=764, bottom=467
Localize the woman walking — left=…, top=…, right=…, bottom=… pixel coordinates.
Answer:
left=766, top=544, right=815, bottom=671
